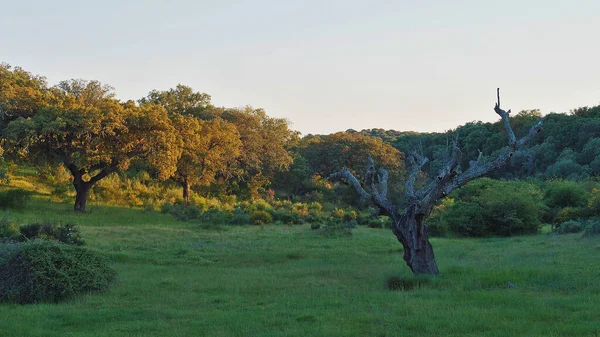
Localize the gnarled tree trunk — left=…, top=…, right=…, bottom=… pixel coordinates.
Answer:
left=69, top=164, right=116, bottom=213
left=330, top=89, right=543, bottom=275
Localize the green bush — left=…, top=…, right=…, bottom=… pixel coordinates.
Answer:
left=556, top=220, right=583, bottom=234
left=0, top=217, right=20, bottom=241
left=430, top=179, right=543, bottom=237
left=249, top=210, right=273, bottom=225
left=367, top=218, right=384, bottom=229
left=169, top=204, right=202, bottom=221
left=160, top=202, right=174, bottom=214
left=0, top=189, right=32, bottom=210
left=19, top=222, right=84, bottom=246
left=583, top=219, right=600, bottom=237
left=544, top=180, right=587, bottom=209
left=319, top=220, right=354, bottom=237
left=230, top=208, right=250, bottom=225
left=0, top=240, right=116, bottom=304
left=271, top=209, right=303, bottom=225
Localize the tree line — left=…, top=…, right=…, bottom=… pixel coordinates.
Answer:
left=2, top=63, right=600, bottom=216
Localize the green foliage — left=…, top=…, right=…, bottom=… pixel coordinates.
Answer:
left=249, top=210, right=272, bottom=225
left=0, top=188, right=32, bottom=210
left=319, top=220, right=354, bottom=237
left=588, top=188, right=600, bottom=214
left=160, top=202, right=175, bottom=214
left=0, top=217, right=19, bottom=241
left=555, top=220, right=583, bottom=234
left=0, top=240, right=116, bottom=304
left=583, top=219, right=600, bottom=237
left=431, top=179, right=543, bottom=237
left=230, top=208, right=250, bottom=225
left=270, top=209, right=303, bottom=225
left=19, top=222, right=85, bottom=246
left=544, top=180, right=587, bottom=209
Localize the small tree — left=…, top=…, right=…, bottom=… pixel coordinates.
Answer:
left=5, top=79, right=182, bottom=212
left=330, top=90, right=543, bottom=275
left=171, top=115, right=241, bottom=205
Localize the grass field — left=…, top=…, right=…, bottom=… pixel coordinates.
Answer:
left=2, top=196, right=600, bottom=337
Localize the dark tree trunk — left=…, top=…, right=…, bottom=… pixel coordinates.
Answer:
left=73, top=174, right=92, bottom=213
left=182, top=180, right=191, bottom=206
left=391, top=205, right=439, bottom=275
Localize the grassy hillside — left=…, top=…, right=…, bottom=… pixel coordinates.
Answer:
left=1, top=194, right=599, bottom=336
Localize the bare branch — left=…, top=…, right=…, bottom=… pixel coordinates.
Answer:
left=329, top=169, right=371, bottom=200
left=377, top=168, right=389, bottom=198
left=494, top=88, right=517, bottom=146
left=441, top=90, right=544, bottom=196
left=405, top=151, right=428, bottom=199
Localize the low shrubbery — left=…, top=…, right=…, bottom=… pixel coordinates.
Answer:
left=429, top=179, right=544, bottom=237
left=0, top=240, right=116, bottom=304
left=0, top=219, right=84, bottom=246
left=249, top=210, right=272, bottom=225
left=0, top=189, right=32, bottom=210
left=556, top=220, right=584, bottom=234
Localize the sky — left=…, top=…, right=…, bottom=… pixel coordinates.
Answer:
left=2, top=0, right=600, bottom=135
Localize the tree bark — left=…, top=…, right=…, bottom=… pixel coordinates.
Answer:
left=73, top=173, right=92, bottom=213
left=391, top=205, right=440, bottom=275
left=182, top=179, right=191, bottom=206
left=69, top=165, right=116, bottom=213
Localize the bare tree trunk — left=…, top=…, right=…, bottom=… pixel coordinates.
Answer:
left=330, top=89, right=543, bottom=276
left=393, top=206, right=439, bottom=275
left=182, top=180, right=191, bottom=206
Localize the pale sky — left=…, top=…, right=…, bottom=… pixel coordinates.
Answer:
left=2, top=0, right=600, bottom=135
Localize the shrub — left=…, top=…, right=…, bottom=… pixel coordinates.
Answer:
left=0, top=217, right=20, bottom=241
left=555, top=220, right=583, bottom=234
left=583, top=219, right=600, bottom=237
left=544, top=180, right=587, bottom=209
left=249, top=210, right=273, bottom=225
left=169, top=204, right=202, bottom=221
left=230, top=208, right=250, bottom=225
left=19, top=222, right=85, bottom=246
left=310, top=223, right=321, bottom=230
left=343, top=210, right=358, bottom=222
left=0, top=189, right=32, bottom=210
left=319, top=220, right=354, bottom=237
left=588, top=189, right=600, bottom=214
left=555, top=207, right=583, bottom=225
left=431, top=179, right=543, bottom=237
left=367, top=218, right=384, bottom=229
left=160, top=202, right=174, bottom=214
left=0, top=240, right=116, bottom=304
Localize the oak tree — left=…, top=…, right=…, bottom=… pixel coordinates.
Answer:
left=330, top=90, right=543, bottom=275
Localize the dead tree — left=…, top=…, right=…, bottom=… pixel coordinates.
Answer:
left=329, top=89, right=543, bottom=275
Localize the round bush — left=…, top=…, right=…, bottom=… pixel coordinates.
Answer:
left=0, top=240, right=117, bottom=304
left=556, top=220, right=583, bottom=234
left=249, top=210, right=273, bottom=225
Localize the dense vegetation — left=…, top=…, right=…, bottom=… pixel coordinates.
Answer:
left=1, top=62, right=599, bottom=334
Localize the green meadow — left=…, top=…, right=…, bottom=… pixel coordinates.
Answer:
left=2, top=196, right=599, bottom=337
